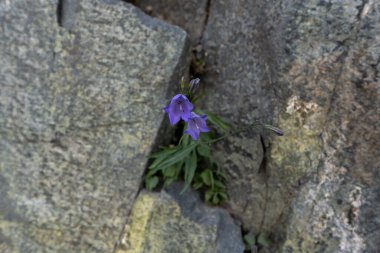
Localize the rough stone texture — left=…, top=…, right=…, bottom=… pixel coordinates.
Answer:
left=200, top=0, right=285, bottom=235
left=198, top=0, right=380, bottom=252
left=133, top=0, right=208, bottom=44
left=278, top=1, right=380, bottom=252
left=123, top=2, right=380, bottom=252
left=116, top=183, right=245, bottom=253
left=0, top=0, right=189, bottom=252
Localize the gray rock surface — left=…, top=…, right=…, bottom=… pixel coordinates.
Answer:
left=1, top=0, right=379, bottom=252
left=116, top=182, right=245, bottom=253
left=166, top=183, right=245, bottom=253
left=134, top=0, right=208, bottom=44
left=119, top=1, right=380, bottom=251
left=199, top=0, right=380, bottom=252
left=200, top=0, right=286, bottom=236
left=0, top=0, right=189, bottom=252
left=279, top=1, right=380, bottom=252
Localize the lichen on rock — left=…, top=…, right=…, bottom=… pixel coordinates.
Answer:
left=116, top=183, right=245, bottom=253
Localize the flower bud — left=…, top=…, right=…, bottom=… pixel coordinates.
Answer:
left=189, top=78, right=200, bottom=93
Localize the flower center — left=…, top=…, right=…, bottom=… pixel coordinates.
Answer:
left=192, top=119, right=199, bottom=130
left=177, top=100, right=184, bottom=112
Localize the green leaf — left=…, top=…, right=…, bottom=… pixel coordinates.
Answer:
left=197, top=144, right=210, bottom=157
left=149, top=147, right=177, bottom=169
left=199, top=110, right=231, bottom=132
left=163, top=166, right=177, bottom=178
left=214, top=180, right=226, bottom=189
left=193, top=181, right=204, bottom=190
left=180, top=133, right=191, bottom=146
left=192, top=175, right=204, bottom=189
left=243, top=233, right=256, bottom=247
left=205, top=190, right=213, bottom=203
left=216, top=170, right=228, bottom=180
left=149, top=146, right=177, bottom=158
left=218, top=191, right=228, bottom=200
left=200, top=132, right=213, bottom=142
left=212, top=194, right=220, bottom=204
left=200, top=169, right=213, bottom=186
left=146, top=168, right=158, bottom=177
left=182, top=150, right=197, bottom=194
left=153, top=143, right=197, bottom=172
left=210, top=171, right=215, bottom=188
left=145, top=176, right=159, bottom=190
left=218, top=192, right=228, bottom=202
left=257, top=232, right=270, bottom=247
left=146, top=163, right=166, bottom=178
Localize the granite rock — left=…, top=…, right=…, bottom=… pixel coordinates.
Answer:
left=199, top=0, right=380, bottom=252
left=133, top=0, right=208, bottom=44
left=279, top=1, right=380, bottom=252
left=200, top=0, right=285, bottom=235
left=116, top=183, right=245, bottom=253
left=0, top=0, right=189, bottom=252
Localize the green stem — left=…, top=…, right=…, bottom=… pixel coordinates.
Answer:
left=199, top=134, right=229, bottom=145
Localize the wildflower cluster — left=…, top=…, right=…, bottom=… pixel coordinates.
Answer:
left=164, top=79, right=210, bottom=140
left=145, top=78, right=283, bottom=205
left=145, top=78, right=230, bottom=204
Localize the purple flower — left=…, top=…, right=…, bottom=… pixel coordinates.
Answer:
left=164, top=94, right=194, bottom=125
left=185, top=112, right=210, bottom=140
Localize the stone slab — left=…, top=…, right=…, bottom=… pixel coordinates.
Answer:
left=116, top=183, right=245, bottom=253
left=0, top=0, right=189, bottom=252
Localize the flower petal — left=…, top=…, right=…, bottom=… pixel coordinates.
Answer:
left=180, top=101, right=193, bottom=121
left=164, top=94, right=194, bottom=126
left=172, top=94, right=183, bottom=100
left=186, top=119, right=200, bottom=140
left=195, top=115, right=210, bottom=132
left=167, top=104, right=181, bottom=125
left=185, top=129, right=200, bottom=140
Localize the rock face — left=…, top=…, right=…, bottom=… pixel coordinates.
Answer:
left=1, top=0, right=379, bottom=252
left=140, top=0, right=379, bottom=252
left=0, top=0, right=189, bottom=252
left=200, top=0, right=289, bottom=237
left=134, top=0, right=208, bottom=44
left=200, top=0, right=380, bottom=252
left=116, top=183, right=245, bottom=253
left=278, top=1, right=380, bottom=252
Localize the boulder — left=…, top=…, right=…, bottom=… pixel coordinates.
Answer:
left=199, top=0, right=380, bottom=252
left=0, top=0, right=189, bottom=252
left=200, top=0, right=286, bottom=235
left=278, top=1, right=380, bottom=252
left=116, top=183, right=245, bottom=253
